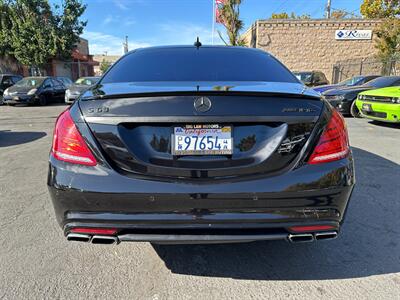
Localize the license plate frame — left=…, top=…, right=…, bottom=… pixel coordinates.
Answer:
left=172, top=124, right=233, bottom=156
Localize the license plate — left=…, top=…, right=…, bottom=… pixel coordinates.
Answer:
left=362, top=103, right=372, bottom=112
left=172, top=125, right=233, bottom=155
left=12, top=96, right=19, bottom=101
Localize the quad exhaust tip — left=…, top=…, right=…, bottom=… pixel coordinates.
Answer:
left=288, top=231, right=338, bottom=243
left=67, top=233, right=91, bottom=243
left=288, top=233, right=314, bottom=243
left=314, top=231, right=338, bottom=241
left=66, top=233, right=118, bottom=244
left=66, top=231, right=338, bottom=244
left=91, top=235, right=118, bottom=245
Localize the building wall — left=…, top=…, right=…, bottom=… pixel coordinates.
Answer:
left=243, top=19, right=382, bottom=82
left=93, top=55, right=121, bottom=75
left=76, top=38, right=89, bottom=55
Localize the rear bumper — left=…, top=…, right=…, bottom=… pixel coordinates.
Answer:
left=3, top=95, right=36, bottom=104
left=48, top=152, right=355, bottom=243
left=65, top=95, right=77, bottom=104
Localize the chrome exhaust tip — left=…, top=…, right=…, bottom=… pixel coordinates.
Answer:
left=91, top=235, right=118, bottom=245
left=67, top=233, right=91, bottom=243
left=288, top=233, right=314, bottom=243
left=315, top=231, right=338, bottom=241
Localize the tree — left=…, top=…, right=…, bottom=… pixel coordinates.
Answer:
left=53, top=0, right=87, bottom=60
left=375, top=18, right=400, bottom=60
left=99, top=59, right=111, bottom=74
left=270, top=12, right=310, bottom=19
left=360, top=0, right=400, bottom=62
left=0, top=1, right=13, bottom=55
left=360, top=0, right=400, bottom=18
left=0, top=0, right=86, bottom=69
left=330, top=9, right=359, bottom=19
left=217, top=0, right=246, bottom=46
left=270, top=12, right=289, bottom=19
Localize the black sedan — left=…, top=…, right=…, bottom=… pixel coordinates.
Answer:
left=322, top=76, right=400, bottom=116
left=48, top=46, right=355, bottom=245
left=313, top=75, right=380, bottom=94
left=3, top=76, right=66, bottom=106
left=0, top=74, right=23, bottom=105
left=65, top=76, right=100, bottom=104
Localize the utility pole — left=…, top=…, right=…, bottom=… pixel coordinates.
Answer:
left=123, top=36, right=129, bottom=54
left=325, top=0, right=331, bottom=19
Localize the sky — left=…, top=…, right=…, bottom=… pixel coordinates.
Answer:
left=52, top=0, right=365, bottom=55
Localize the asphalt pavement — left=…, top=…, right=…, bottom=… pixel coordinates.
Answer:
left=0, top=104, right=399, bottom=299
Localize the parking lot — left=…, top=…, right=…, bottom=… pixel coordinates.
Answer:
left=0, top=104, right=399, bottom=299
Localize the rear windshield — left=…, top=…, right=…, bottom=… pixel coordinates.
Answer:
left=75, top=77, right=99, bottom=85
left=14, top=77, right=44, bottom=88
left=293, top=72, right=312, bottom=82
left=101, top=47, right=298, bottom=83
left=363, top=77, right=400, bottom=88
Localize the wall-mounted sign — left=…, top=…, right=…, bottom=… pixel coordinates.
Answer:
left=335, top=30, right=372, bottom=40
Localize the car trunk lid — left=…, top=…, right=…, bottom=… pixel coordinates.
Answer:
left=79, top=82, right=323, bottom=180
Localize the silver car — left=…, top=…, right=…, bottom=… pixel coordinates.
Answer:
left=65, top=77, right=100, bottom=104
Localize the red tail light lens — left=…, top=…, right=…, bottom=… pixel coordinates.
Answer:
left=52, top=110, right=97, bottom=166
left=289, top=225, right=336, bottom=233
left=308, top=109, right=349, bottom=164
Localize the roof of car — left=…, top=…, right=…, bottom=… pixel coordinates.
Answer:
left=128, top=45, right=271, bottom=56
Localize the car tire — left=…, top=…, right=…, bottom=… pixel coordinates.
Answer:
left=350, top=101, right=361, bottom=118
left=38, top=95, right=47, bottom=106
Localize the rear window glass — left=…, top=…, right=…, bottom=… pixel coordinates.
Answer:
left=363, top=77, right=400, bottom=88
left=101, top=47, right=298, bottom=83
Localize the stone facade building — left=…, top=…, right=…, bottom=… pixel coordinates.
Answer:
left=243, top=19, right=382, bottom=82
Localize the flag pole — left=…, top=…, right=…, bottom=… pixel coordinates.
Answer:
left=212, top=0, right=215, bottom=45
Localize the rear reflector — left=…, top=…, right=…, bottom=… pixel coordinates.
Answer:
left=70, top=228, right=118, bottom=235
left=308, top=109, right=349, bottom=164
left=289, top=225, right=336, bottom=233
left=52, top=110, right=97, bottom=166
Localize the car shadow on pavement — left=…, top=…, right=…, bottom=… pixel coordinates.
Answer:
left=369, top=120, right=400, bottom=129
left=152, top=147, right=400, bottom=280
left=0, top=130, right=46, bottom=147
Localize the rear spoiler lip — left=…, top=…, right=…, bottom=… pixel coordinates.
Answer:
left=84, top=115, right=320, bottom=125
left=81, top=90, right=321, bottom=101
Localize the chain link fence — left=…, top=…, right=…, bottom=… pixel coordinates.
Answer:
left=332, top=57, right=399, bottom=83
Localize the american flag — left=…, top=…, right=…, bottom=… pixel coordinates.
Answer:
left=215, top=0, right=225, bottom=24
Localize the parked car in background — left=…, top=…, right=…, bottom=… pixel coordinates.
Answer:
left=56, top=76, right=73, bottom=88
left=293, top=71, right=329, bottom=87
left=48, top=46, right=354, bottom=245
left=0, top=74, right=23, bottom=105
left=314, top=75, right=380, bottom=93
left=323, top=76, right=400, bottom=116
left=355, top=86, right=400, bottom=123
left=3, top=76, right=66, bottom=106
left=65, top=76, right=100, bottom=104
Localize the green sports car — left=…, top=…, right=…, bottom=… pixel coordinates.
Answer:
left=356, top=86, right=400, bottom=123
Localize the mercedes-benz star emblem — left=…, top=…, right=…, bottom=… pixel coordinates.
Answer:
left=194, top=97, right=212, bottom=113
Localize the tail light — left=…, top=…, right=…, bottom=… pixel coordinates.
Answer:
left=308, top=109, right=349, bottom=164
left=289, top=225, right=336, bottom=233
left=51, top=110, right=97, bottom=166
